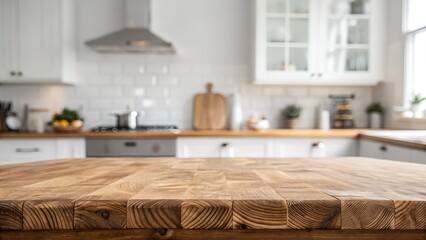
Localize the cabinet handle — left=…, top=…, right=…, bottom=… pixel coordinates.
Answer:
left=312, top=142, right=325, bottom=148
left=221, top=143, right=231, bottom=148
left=380, top=145, right=387, bottom=152
left=15, top=148, right=40, bottom=153
left=10, top=71, right=16, bottom=76
left=124, top=142, right=137, bottom=147
left=318, top=73, right=323, bottom=77
left=152, top=143, right=160, bottom=153
left=310, top=73, right=315, bottom=77
left=17, top=71, right=23, bottom=76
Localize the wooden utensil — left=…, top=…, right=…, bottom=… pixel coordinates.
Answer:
left=193, top=83, right=226, bottom=130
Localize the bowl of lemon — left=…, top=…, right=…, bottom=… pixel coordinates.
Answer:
left=51, top=108, right=84, bottom=133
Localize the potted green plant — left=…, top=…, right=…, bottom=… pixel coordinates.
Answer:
left=282, top=104, right=302, bottom=129
left=366, top=102, right=384, bottom=128
left=410, top=93, right=426, bottom=118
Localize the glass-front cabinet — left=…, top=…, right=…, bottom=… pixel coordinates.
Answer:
left=254, top=0, right=385, bottom=85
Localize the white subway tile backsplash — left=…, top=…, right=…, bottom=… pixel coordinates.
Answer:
left=192, top=65, right=212, bottom=75
left=169, top=65, right=191, bottom=75
left=144, top=109, right=169, bottom=121
left=113, top=75, right=134, bottom=85
left=309, top=87, right=330, bottom=97
left=84, top=75, right=112, bottom=85
left=99, top=62, right=122, bottom=74
left=139, top=99, right=157, bottom=108
left=123, top=87, right=145, bottom=97
left=75, top=86, right=100, bottom=98
left=76, top=62, right=98, bottom=74
left=146, top=64, right=169, bottom=75
left=1, top=61, right=375, bottom=129
left=145, top=87, right=169, bottom=98
left=286, top=87, right=308, bottom=97
left=135, top=75, right=158, bottom=86
left=89, top=99, right=113, bottom=109
left=112, top=99, right=136, bottom=109
left=263, top=87, right=285, bottom=96
left=123, top=63, right=145, bottom=74
left=100, top=87, right=123, bottom=97
left=158, top=76, right=178, bottom=86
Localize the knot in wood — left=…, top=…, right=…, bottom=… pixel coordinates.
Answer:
left=100, top=210, right=110, bottom=219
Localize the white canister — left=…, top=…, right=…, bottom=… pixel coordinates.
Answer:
left=370, top=112, right=382, bottom=128
left=319, top=110, right=331, bottom=130
left=229, top=92, right=243, bottom=130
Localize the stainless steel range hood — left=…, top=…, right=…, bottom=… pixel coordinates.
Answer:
left=85, top=0, right=175, bottom=54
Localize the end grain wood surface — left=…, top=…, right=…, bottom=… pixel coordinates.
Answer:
left=1, top=157, right=426, bottom=232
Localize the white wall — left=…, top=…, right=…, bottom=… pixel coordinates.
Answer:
left=374, top=0, right=426, bottom=129
left=0, top=0, right=373, bottom=130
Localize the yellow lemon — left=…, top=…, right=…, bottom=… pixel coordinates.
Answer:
left=60, top=120, right=69, bottom=127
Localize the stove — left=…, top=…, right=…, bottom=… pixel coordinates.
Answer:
left=90, top=125, right=180, bottom=133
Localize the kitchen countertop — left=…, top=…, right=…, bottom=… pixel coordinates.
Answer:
left=0, top=129, right=364, bottom=139
left=361, top=131, right=426, bottom=150
left=1, top=157, right=426, bottom=239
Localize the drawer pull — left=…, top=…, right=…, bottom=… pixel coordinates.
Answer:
left=152, top=143, right=161, bottom=153
left=312, top=142, right=325, bottom=148
left=380, top=145, right=387, bottom=152
left=124, top=142, right=137, bottom=147
left=15, top=148, right=40, bottom=153
left=221, top=143, right=231, bottom=148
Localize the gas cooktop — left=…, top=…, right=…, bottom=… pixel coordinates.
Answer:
left=90, top=125, right=180, bottom=133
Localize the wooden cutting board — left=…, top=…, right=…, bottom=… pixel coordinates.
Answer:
left=193, top=83, right=226, bottom=130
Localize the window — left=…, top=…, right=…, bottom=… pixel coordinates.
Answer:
left=405, top=0, right=426, bottom=104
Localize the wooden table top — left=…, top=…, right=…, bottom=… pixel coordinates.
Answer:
left=1, top=157, right=426, bottom=232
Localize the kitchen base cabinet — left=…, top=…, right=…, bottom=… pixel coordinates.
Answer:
left=0, top=138, right=85, bottom=165
left=274, top=138, right=358, bottom=158
left=56, top=138, right=86, bottom=159
left=176, top=138, right=275, bottom=158
left=359, top=139, right=423, bottom=163
left=177, top=137, right=357, bottom=158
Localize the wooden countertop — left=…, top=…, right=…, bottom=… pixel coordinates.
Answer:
left=361, top=132, right=426, bottom=151
left=0, top=129, right=363, bottom=139
left=1, top=157, right=426, bottom=233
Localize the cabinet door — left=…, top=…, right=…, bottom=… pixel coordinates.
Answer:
left=410, top=149, right=426, bottom=164
left=16, top=0, right=60, bottom=81
left=0, top=0, right=17, bottom=81
left=275, top=138, right=357, bottom=158
left=255, top=0, right=317, bottom=83
left=0, top=139, right=56, bottom=165
left=317, top=0, right=385, bottom=84
left=56, top=139, right=86, bottom=159
left=360, top=139, right=411, bottom=162
left=177, top=138, right=274, bottom=158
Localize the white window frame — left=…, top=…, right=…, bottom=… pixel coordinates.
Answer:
left=404, top=0, right=426, bottom=106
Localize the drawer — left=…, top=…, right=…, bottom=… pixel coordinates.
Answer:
left=86, top=139, right=176, bottom=157
left=0, top=139, right=56, bottom=164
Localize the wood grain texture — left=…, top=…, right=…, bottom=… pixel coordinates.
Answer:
left=0, top=200, right=23, bottom=230
left=227, top=181, right=287, bottom=229
left=1, top=157, right=426, bottom=234
left=341, top=200, right=395, bottom=229
left=74, top=200, right=127, bottom=229
left=23, top=200, right=74, bottom=230
left=181, top=200, right=233, bottom=229
left=2, top=229, right=426, bottom=240
left=395, top=201, right=426, bottom=230
left=192, top=83, right=227, bottom=130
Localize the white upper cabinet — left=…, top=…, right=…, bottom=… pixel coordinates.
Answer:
left=253, top=0, right=385, bottom=85
left=0, top=0, right=77, bottom=84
